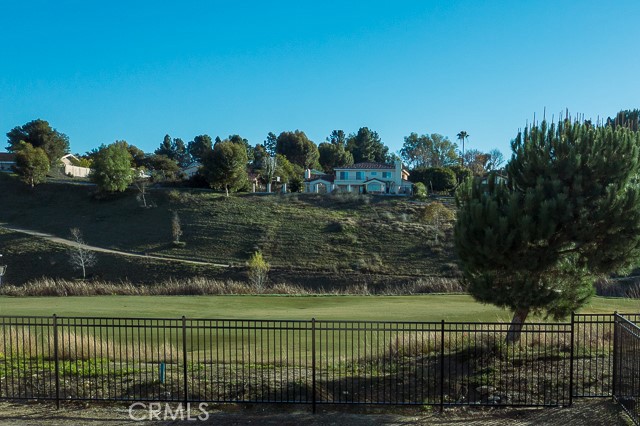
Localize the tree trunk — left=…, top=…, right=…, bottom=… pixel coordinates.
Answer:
left=505, top=307, right=530, bottom=344
left=225, top=185, right=229, bottom=197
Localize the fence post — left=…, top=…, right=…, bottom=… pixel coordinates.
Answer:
left=311, top=318, right=317, bottom=414
left=182, top=316, right=188, bottom=407
left=568, top=312, right=575, bottom=406
left=612, top=312, right=619, bottom=399
left=53, top=314, right=60, bottom=410
left=440, top=319, right=445, bottom=412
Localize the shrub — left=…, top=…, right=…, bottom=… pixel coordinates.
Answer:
left=247, top=251, right=270, bottom=292
left=413, top=182, right=427, bottom=201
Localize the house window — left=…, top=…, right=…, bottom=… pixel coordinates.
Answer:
left=340, top=171, right=348, bottom=180
left=356, top=171, right=364, bottom=180
left=383, top=172, right=391, bottom=178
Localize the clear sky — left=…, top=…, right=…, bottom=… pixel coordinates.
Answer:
left=1, top=0, right=638, bottom=160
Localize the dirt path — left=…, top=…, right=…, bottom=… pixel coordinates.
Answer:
left=0, top=225, right=229, bottom=268
left=0, top=400, right=629, bottom=425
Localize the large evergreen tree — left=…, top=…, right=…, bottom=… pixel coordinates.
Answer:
left=156, top=134, right=174, bottom=158
left=455, top=120, right=640, bottom=342
left=7, top=119, right=70, bottom=165
left=187, top=134, right=213, bottom=163
left=202, top=141, right=249, bottom=196
left=263, top=132, right=277, bottom=156
left=275, top=130, right=319, bottom=169
left=318, top=132, right=354, bottom=173
left=346, top=127, right=389, bottom=163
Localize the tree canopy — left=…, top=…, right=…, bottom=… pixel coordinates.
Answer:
left=319, top=143, right=353, bottom=173
left=275, top=130, right=319, bottom=169
left=411, top=167, right=457, bottom=192
left=14, top=143, right=50, bottom=188
left=263, top=132, right=277, bottom=156
left=226, top=134, right=253, bottom=164
left=462, top=149, right=489, bottom=176
left=455, top=120, right=640, bottom=342
left=144, top=154, right=183, bottom=182
left=202, top=140, right=249, bottom=196
left=90, top=142, right=135, bottom=193
left=400, top=133, right=458, bottom=169
left=187, top=135, right=213, bottom=163
left=7, top=119, right=69, bottom=165
left=155, top=135, right=191, bottom=167
left=346, top=127, right=389, bottom=164
left=607, top=109, right=640, bottom=131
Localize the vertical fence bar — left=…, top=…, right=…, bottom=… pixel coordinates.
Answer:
left=612, top=312, right=619, bottom=399
left=439, top=319, right=445, bottom=412
left=52, top=314, right=60, bottom=409
left=182, top=316, right=188, bottom=406
left=311, top=318, right=316, bottom=414
left=569, top=312, right=575, bottom=406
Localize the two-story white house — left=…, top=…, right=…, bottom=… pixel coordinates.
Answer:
left=304, top=160, right=412, bottom=195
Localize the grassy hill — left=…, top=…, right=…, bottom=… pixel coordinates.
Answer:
left=0, top=173, right=458, bottom=288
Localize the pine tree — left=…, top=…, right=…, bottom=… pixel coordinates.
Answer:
left=156, top=134, right=173, bottom=157
left=202, top=141, right=249, bottom=196
left=455, top=120, right=640, bottom=342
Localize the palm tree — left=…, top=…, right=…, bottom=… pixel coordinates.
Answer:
left=457, top=131, right=469, bottom=166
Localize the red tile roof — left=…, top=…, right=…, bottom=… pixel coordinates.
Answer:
left=0, top=153, right=16, bottom=162
left=334, top=162, right=394, bottom=170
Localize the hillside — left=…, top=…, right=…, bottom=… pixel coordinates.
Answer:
left=0, top=173, right=459, bottom=288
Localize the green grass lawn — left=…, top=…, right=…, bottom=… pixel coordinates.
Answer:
left=1, top=294, right=638, bottom=321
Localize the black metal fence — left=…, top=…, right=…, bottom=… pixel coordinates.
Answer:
left=613, top=313, right=640, bottom=425
left=0, top=313, right=636, bottom=411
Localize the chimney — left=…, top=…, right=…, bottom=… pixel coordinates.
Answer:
left=304, top=169, right=312, bottom=179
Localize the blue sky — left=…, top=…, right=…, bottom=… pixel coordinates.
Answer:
left=1, top=1, right=638, bottom=160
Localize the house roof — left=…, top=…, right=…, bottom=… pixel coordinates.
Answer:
left=334, top=162, right=394, bottom=170
left=363, top=178, right=387, bottom=184
left=0, top=153, right=16, bottom=162
left=305, top=174, right=335, bottom=183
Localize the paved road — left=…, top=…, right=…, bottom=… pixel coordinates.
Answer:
left=0, top=224, right=229, bottom=268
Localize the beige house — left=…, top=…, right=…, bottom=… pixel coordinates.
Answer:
left=60, top=154, right=91, bottom=178
left=304, top=160, right=412, bottom=195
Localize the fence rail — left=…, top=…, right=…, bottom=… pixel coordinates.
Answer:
left=0, top=313, right=637, bottom=412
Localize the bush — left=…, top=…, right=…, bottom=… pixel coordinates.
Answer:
left=410, top=167, right=457, bottom=192
left=413, top=182, right=427, bottom=200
